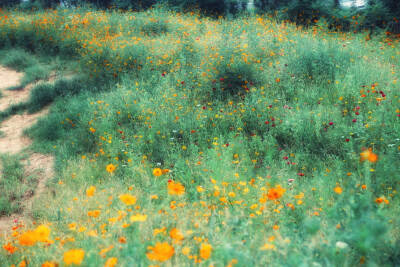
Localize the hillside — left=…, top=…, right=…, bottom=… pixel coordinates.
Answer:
left=0, top=7, right=399, bottom=267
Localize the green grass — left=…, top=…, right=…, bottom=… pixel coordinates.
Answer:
left=0, top=7, right=399, bottom=267
left=0, top=155, right=31, bottom=215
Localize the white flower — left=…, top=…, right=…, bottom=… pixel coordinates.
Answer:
left=335, top=241, right=348, bottom=249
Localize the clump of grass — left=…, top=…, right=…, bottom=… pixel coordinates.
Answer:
left=28, top=76, right=94, bottom=113
left=0, top=49, right=38, bottom=72
left=0, top=155, right=27, bottom=215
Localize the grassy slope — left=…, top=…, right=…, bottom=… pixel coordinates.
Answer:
left=0, top=7, right=399, bottom=267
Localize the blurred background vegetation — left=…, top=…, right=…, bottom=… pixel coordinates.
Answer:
left=1, top=0, right=400, bottom=34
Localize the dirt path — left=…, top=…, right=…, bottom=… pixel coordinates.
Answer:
left=0, top=66, right=54, bottom=234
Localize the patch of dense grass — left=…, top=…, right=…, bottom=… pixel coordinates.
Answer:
left=0, top=7, right=399, bottom=267
left=0, top=155, right=29, bottom=215
left=0, top=48, right=50, bottom=89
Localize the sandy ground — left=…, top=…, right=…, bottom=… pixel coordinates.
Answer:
left=0, top=66, right=54, bottom=234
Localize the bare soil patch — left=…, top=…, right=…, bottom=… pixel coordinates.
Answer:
left=0, top=66, right=55, bottom=234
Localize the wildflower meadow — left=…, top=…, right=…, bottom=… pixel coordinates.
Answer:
left=0, top=2, right=399, bottom=267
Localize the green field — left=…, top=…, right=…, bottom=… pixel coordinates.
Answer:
left=0, top=6, right=399, bottom=267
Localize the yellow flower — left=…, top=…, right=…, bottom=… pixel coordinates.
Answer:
left=104, top=257, right=118, bottom=267
left=168, top=180, right=185, bottom=195
left=34, top=225, right=51, bottom=242
left=182, top=246, right=191, bottom=256
left=119, top=194, right=137, bottom=205
left=199, top=243, right=212, bottom=260
left=146, top=242, right=175, bottom=262
left=153, top=168, right=163, bottom=176
left=106, top=164, right=116, bottom=173
left=64, top=249, right=85, bottom=265
left=260, top=243, right=276, bottom=250
left=130, top=214, right=147, bottom=222
left=86, top=186, right=96, bottom=197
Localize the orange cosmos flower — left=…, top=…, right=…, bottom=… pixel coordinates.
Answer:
left=375, top=197, right=389, bottom=204
left=146, top=242, right=175, bottom=262
left=169, top=228, right=184, bottom=242
left=3, top=242, right=17, bottom=254
left=64, top=249, right=85, bottom=265
left=168, top=180, right=185, bottom=195
left=360, top=148, right=378, bottom=163
left=267, top=185, right=285, bottom=200
left=41, top=262, right=57, bottom=267
left=86, top=186, right=96, bottom=197
left=106, top=164, right=116, bottom=173
left=199, top=243, right=212, bottom=260
left=334, top=186, right=343, bottom=195
left=153, top=168, right=163, bottom=176
left=119, top=194, right=137, bottom=205
left=87, top=210, right=101, bottom=218
left=19, top=230, right=37, bottom=246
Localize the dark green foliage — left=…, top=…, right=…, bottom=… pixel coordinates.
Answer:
left=28, top=77, right=92, bottom=112
left=0, top=0, right=20, bottom=7
left=211, top=61, right=261, bottom=101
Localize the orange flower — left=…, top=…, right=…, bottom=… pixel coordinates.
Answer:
left=86, top=186, right=96, bottom=197
left=87, top=210, right=101, bottom=218
left=361, top=184, right=367, bottom=190
left=119, top=194, right=137, bottom=205
left=153, top=168, right=163, bottom=176
left=64, top=249, right=85, bottom=265
left=334, top=186, right=343, bottom=195
left=199, top=243, right=212, bottom=260
left=19, top=230, right=37, bottom=246
left=3, top=242, right=17, bottom=254
left=360, top=148, right=378, bottom=163
left=169, top=228, right=184, bottom=242
left=146, top=242, right=175, bottom=262
left=267, top=185, right=285, bottom=200
left=106, top=164, right=116, bottom=173
left=375, top=197, right=389, bottom=204
left=104, top=257, right=118, bottom=267
left=42, top=262, right=57, bottom=267
left=168, top=180, right=185, bottom=195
